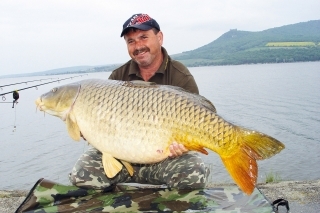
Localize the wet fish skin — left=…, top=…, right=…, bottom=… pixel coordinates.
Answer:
left=35, top=79, right=285, bottom=195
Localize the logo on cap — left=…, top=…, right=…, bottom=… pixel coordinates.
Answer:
left=127, top=14, right=152, bottom=27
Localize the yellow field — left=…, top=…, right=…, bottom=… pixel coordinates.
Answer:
left=266, top=42, right=316, bottom=47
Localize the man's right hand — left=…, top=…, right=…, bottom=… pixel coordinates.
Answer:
left=168, top=142, right=188, bottom=158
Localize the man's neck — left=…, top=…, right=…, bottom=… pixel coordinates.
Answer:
left=139, top=53, right=163, bottom=81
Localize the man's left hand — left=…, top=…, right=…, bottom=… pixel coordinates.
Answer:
left=169, top=142, right=188, bottom=158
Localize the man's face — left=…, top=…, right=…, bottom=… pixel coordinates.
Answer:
left=124, top=29, right=163, bottom=68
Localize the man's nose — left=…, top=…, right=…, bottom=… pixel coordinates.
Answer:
left=134, top=39, right=144, bottom=48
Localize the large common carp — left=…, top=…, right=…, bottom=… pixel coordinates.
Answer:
left=35, top=79, right=284, bottom=195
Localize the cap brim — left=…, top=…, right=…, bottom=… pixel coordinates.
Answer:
left=120, top=24, right=153, bottom=37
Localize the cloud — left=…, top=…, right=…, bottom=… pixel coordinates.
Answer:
left=0, top=0, right=319, bottom=75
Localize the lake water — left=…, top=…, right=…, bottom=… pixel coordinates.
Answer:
left=1, top=62, right=319, bottom=190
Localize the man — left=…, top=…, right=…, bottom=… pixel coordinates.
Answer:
left=69, top=13, right=209, bottom=191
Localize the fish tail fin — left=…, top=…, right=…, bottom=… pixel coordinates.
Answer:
left=220, top=127, right=285, bottom=195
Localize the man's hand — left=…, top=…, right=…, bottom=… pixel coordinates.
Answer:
left=168, top=142, right=188, bottom=158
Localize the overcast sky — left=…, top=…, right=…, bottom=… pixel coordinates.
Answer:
left=0, top=0, right=319, bottom=76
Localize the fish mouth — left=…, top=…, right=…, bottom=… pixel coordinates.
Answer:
left=35, top=97, right=66, bottom=120
left=35, top=97, right=50, bottom=118
left=35, top=97, right=54, bottom=115
left=35, top=97, right=45, bottom=111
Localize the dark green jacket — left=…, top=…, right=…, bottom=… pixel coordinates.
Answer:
left=109, top=47, right=199, bottom=94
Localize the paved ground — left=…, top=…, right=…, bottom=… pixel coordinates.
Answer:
left=1, top=179, right=319, bottom=213
left=257, top=179, right=320, bottom=213
left=0, top=190, right=26, bottom=213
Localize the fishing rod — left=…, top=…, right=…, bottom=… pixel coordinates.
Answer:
left=0, top=74, right=87, bottom=131
left=0, top=77, right=58, bottom=89
left=0, top=74, right=86, bottom=105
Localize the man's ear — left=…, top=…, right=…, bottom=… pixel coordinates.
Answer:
left=158, top=31, right=163, bottom=45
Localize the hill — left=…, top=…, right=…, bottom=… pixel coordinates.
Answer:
left=172, top=20, right=320, bottom=66
left=2, top=20, right=319, bottom=78
left=0, top=64, right=120, bottom=78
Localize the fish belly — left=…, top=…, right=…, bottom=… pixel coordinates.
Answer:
left=95, top=136, right=170, bottom=163
left=75, top=111, right=173, bottom=163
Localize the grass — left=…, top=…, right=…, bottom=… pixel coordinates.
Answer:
left=266, top=42, right=316, bottom=47
left=178, top=58, right=224, bottom=66
left=265, top=170, right=282, bottom=183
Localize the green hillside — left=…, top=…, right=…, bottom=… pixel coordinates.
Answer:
left=172, top=20, right=320, bottom=66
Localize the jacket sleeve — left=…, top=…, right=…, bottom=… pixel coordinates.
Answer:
left=179, top=76, right=199, bottom=94
left=108, top=70, right=117, bottom=80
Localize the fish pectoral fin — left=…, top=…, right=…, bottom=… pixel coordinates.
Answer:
left=66, top=112, right=80, bottom=141
left=120, top=160, right=134, bottom=176
left=102, top=153, right=123, bottom=178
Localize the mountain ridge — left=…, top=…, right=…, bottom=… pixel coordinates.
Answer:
left=172, top=20, right=320, bottom=66
left=1, top=20, right=319, bottom=78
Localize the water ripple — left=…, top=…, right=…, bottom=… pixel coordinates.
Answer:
left=1, top=64, right=320, bottom=190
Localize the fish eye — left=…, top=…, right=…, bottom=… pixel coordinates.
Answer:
left=51, top=88, right=57, bottom=92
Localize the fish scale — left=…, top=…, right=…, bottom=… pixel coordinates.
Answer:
left=35, top=79, right=285, bottom=195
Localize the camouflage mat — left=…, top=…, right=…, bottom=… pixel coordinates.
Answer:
left=16, top=178, right=273, bottom=213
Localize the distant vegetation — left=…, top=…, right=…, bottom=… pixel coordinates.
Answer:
left=2, top=20, right=319, bottom=78
left=38, top=64, right=121, bottom=76
left=172, top=20, right=320, bottom=67
left=266, top=42, right=317, bottom=47
left=0, top=64, right=121, bottom=78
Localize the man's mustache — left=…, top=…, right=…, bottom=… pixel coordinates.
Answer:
left=133, top=47, right=150, bottom=56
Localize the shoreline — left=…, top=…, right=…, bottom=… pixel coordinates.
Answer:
left=1, top=179, right=319, bottom=213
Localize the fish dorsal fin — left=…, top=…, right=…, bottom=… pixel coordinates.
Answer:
left=130, top=80, right=156, bottom=86
left=124, top=81, right=216, bottom=112
left=122, top=80, right=158, bottom=88
left=66, top=111, right=80, bottom=141
left=102, top=153, right=123, bottom=178
left=120, top=160, right=134, bottom=176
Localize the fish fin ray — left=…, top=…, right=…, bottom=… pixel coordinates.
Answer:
left=66, top=112, right=80, bottom=141
left=184, top=144, right=208, bottom=155
left=120, top=160, right=134, bottom=176
left=238, top=127, right=285, bottom=160
left=221, top=149, right=257, bottom=195
left=123, top=81, right=158, bottom=88
left=220, top=127, right=285, bottom=195
left=102, top=153, right=123, bottom=178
